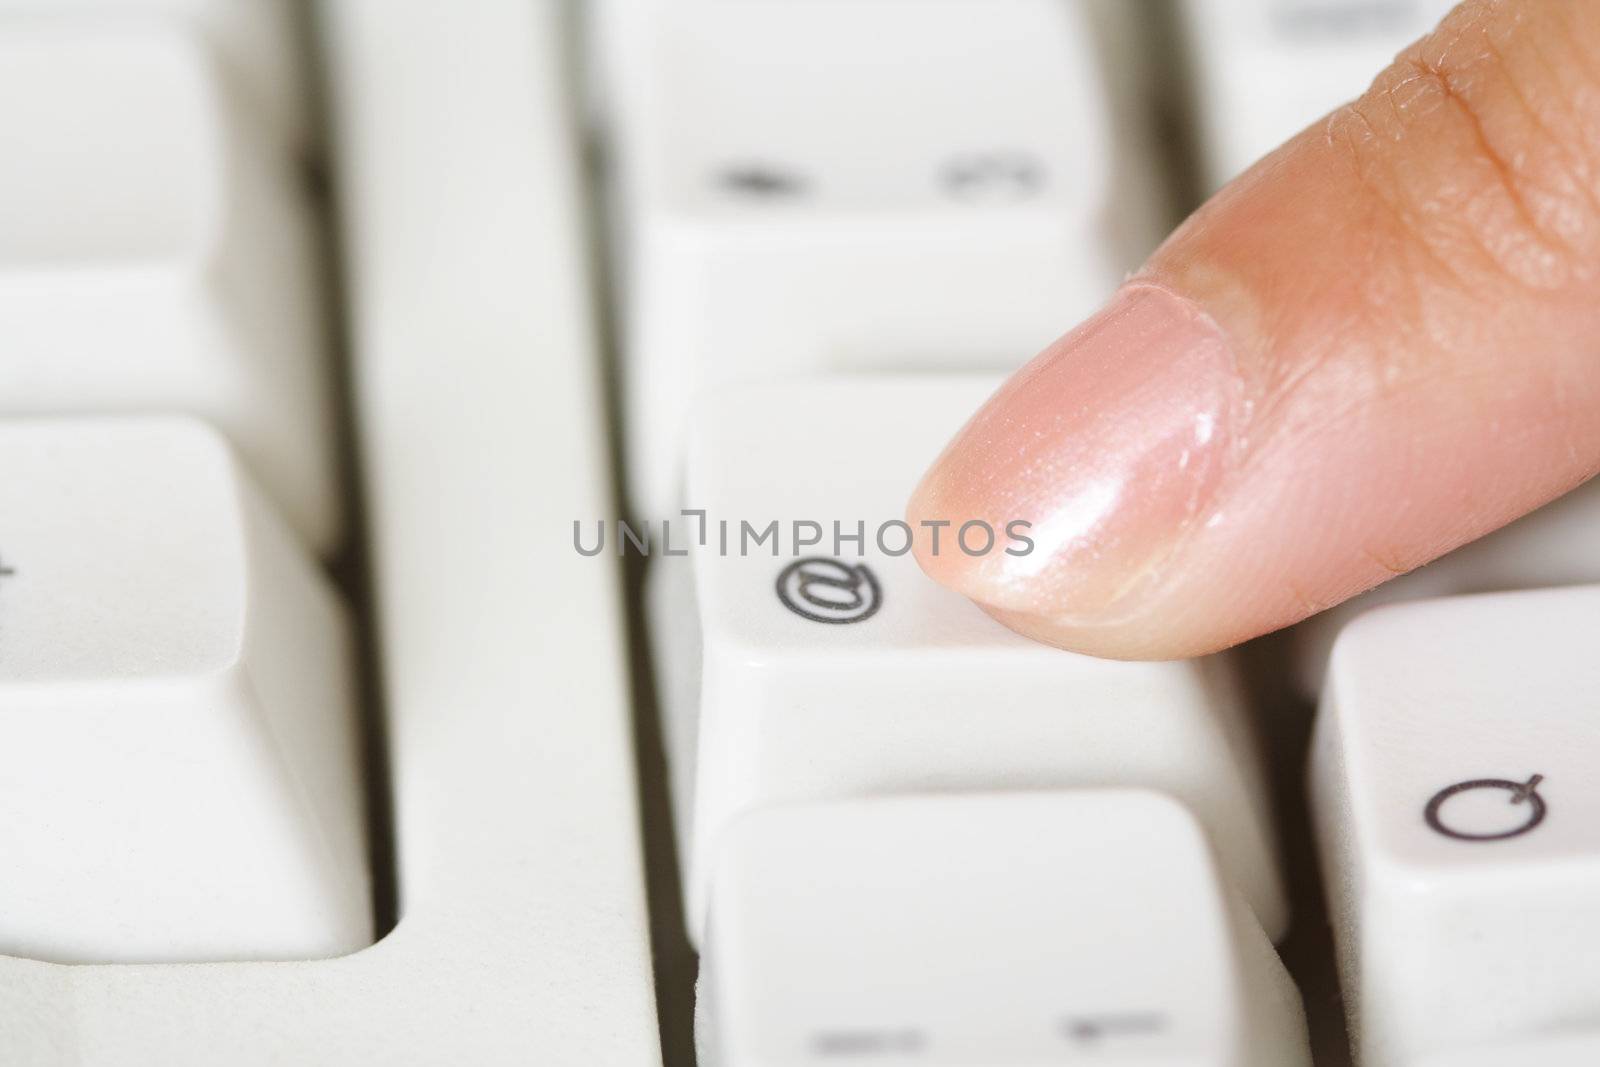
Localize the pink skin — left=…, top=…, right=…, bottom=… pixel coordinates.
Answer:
left=911, top=285, right=1240, bottom=626
left=912, top=269, right=1600, bottom=659
left=909, top=0, right=1600, bottom=659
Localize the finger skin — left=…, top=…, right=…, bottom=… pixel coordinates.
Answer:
left=910, top=0, right=1600, bottom=659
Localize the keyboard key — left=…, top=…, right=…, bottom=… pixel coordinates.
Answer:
left=0, top=418, right=370, bottom=963
left=1292, top=476, right=1600, bottom=695
left=1409, top=1033, right=1600, bottom=1067
left=1179, top=0, right=1457, bottom=189
left=606, top=0, right=1158, bottom=516
left=698, top=791, right=1311, bottom=1067
left=0, top=22, right=339, bottom=550
left=1310, top=585, right=1600, bottom=1065
left=0, top=0, right=309, bottom=147
left=648, top=377, right=1287, bottom=943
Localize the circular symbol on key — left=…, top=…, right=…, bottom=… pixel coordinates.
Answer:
left=776, top=557, right=882, bottom=625
left=1424, top=775, right=1547, bottom=842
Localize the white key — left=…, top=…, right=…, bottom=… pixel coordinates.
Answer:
left=607, top=0, right=1159, bottom=517
left=0, top=22, right=339, bottom=550
left=1179, top=0, right=1456, bottom=189
left=1292, top=476, right=1600, bottom=696
left=0, top=0, right=309, bottom=147
left=1310, top=585, right=1600, bottom=1066
left=0, top=418, right=370, bottom=963
left=647, top=377, right=1287, bottom=943
left=1409, top=1033, right=1600, bottom=1067
left=698, top=791, right=1311, bottom=1067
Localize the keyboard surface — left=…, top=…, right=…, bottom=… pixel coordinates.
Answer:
left=0, top=2, right=1591, bottom=1065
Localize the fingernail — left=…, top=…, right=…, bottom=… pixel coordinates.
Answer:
left=909, top=282, right=1243, bottom=622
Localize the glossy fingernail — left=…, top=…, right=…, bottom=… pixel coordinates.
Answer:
left=909, top=282, right=1244, bottom=622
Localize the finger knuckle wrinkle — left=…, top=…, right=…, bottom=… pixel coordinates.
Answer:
left=1328, top=2, right=1600, bottom=292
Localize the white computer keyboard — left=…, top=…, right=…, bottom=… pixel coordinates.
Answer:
left=0, top=1, right=1594, bottom=1065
